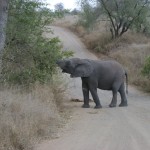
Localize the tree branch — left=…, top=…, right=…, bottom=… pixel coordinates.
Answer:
left=126, top=0, right=149, bottom=29
left=99, top=0, right=117, bottom=32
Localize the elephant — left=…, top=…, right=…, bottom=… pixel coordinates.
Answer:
left=56, top=58, right=128, bottom=109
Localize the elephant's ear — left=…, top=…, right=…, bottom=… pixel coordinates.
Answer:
left=71, top=59, right=94, bottom=77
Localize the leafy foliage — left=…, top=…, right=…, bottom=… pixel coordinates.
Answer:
left=54, top=2, right=70, bottom=18
left=142, top=56, right=150, bottom=78
left=99, top=0, right=150, bottom=38
left=78, top=0, right=98, bottom=29
left=2, top=0, right=72, bottom=85
left=80, top=1, right=96, bottom=28
left=79, top=0, right=150, bottom=38
left=55, top=2, right=64, bottom=11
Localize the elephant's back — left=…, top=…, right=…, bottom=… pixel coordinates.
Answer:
left=95, top=60, right=124, bottom=74
left=92, top=60, right=125, bottom=90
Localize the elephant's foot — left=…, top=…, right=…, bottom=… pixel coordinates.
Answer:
left=82, top=104, right=90, bottom=108
left=109, top=103, right=116, bottom=108
left=119, top=101, right=128, bottom=107
left=94, top=105, right=102, bottom=109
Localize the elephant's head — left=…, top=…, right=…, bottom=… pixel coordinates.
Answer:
left=56, top=58, right=94, bottom=78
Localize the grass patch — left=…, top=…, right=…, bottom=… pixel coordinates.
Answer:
left=83, top=32, right=112, bottom=54
left=0, top=79, right=70, bottom=150
left=109, top=45, right=150, bottom=92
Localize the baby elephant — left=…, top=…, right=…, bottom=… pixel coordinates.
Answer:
left=57, top=58, right=128, bottom=108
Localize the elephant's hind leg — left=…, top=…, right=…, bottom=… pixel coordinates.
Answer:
left=109, top=82, right=120, bottom=107
left=109, top=90, right=117, bottom=107
left=118, top=83, right=128, bottom=107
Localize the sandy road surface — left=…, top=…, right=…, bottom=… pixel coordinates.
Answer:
left=35, top=26, right=150, bottom=150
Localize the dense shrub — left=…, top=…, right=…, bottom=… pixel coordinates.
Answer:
left=1, top=0, right=72, bottom=85
left=142, top=56, right=150, bottom=79
left=0, top=82, right=69, bottom=150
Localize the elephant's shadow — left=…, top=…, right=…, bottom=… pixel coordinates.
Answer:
left=70, top=98, right=125, bottom=109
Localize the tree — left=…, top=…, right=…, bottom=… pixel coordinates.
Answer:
left=78, top=0, right=99, bottom=29
left=54, top=2, right=66, bottom=17
left=2, top=0, right=72, bottom=85
left=98, top=0, right=150, bottom=38
left=79, top=0, right=150, bottom=38
left=71, top=8, right=79, bottom=15
left=54, top=2, right=64, bottom=12
left=0, top=0, right=8, bottom=72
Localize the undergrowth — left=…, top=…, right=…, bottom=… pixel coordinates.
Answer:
left=1, top=0, right=72, bottom=85
left=0, top=80, right=70, bottom=150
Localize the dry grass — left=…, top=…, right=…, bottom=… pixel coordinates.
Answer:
left=71, top=25, right=87, bottom=37
left=105, top=32, right=150, bottom=51
left=0, top=80, right=70, bottom=150
left=78, top=29, right=150, bottom=54
left=70, top=21, right=112, bottom=54
left=52, top=15, right=78, bottom=28
left=109, top=45, right=150, bottom=91
left=83, top=32, right=112, bottom=53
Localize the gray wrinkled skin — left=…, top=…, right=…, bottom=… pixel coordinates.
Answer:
left=57, top=58, right=128, bottom=109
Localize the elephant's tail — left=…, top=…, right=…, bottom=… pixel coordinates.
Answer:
left=125, top=71, right=128, bottom=94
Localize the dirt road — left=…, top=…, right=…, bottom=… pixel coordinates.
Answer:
left=35, top=26, right=150, bottom=150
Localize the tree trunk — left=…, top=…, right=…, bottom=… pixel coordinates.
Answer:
left=0, top=0, right=8, bottom=72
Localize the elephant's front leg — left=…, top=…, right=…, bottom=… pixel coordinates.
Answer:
left=89, top=87, right=102, bottom=109
left=82, top=81, right=90, bottom=108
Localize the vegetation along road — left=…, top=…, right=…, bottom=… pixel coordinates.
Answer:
left=35, top=26, right=150, bottom=150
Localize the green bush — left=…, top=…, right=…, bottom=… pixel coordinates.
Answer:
left=142, top=56, right=150, bottom=79
left=2, top=0, right=73, bottom=85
